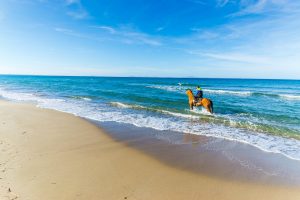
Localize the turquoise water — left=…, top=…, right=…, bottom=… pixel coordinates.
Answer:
left=1, top=75, right=300, bottom=160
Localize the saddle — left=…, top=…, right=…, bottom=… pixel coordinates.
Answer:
left=193, top=98, right=202, bottom=105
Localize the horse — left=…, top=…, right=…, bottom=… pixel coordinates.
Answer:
left=186, top=89, right=214, bottom=114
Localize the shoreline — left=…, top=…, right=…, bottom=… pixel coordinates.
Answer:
left=1, top=100, right=300, bottom=199
left=1, top=80, right=300, bottom=162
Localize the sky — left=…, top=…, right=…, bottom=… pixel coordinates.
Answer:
left=0, top=0, right=300, bottom=79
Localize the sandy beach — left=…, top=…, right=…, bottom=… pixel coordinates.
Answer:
left=1, top=100, right=300, bottom=200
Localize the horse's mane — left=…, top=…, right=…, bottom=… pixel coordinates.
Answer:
left=186, top=89, right=194, bottom=101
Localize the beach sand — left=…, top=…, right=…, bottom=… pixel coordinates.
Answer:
left=1, top=100, right=300, bottom=200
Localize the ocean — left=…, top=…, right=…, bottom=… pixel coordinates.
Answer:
left=0, top=75, right=300, bottom=160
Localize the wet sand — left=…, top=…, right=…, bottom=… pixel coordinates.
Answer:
left=1, top=100, right=300, bottom=200
left=99, top=121, right=300, bottom=185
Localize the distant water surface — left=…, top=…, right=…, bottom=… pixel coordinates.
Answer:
left=0, top=75, right=300, bottom=160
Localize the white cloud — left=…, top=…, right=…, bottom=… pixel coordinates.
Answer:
left=217, top=0, right=230, bottom=7
left=54, top=27, right=92, bottom=40
left=54, top=25, right=163, bottom=46
left=64, top=0, right=89, bottom=19
left=92, top=26, right=116, bottom=34
left=92, top=25, right=162, bottom=46
left=192, top=51, right=270, bottom=64
left=54, top=27, right=73, bottom=34
left=229, top=0, right=294, bottom=16
left=121, top=29, right=162, bottom=46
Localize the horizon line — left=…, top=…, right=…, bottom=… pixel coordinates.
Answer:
left=0, top=73, right=299, bottom=81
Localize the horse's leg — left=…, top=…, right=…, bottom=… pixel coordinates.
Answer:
left=189, top=102, right=194, bottom=110
left=206, top=105, right=213, bottom=114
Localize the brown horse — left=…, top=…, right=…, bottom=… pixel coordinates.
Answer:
left=186, top=89, right=214, bottom=114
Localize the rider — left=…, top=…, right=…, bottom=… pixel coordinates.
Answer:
left=195, top=86, right=203, bottom=102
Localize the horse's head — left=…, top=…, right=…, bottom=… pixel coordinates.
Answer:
left=186, top=89, right=193, bottom=95
left=186, top=89, right=195, bottom=102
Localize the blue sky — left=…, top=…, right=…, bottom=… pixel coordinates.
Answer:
left=0, top=0, right=300, bottom=78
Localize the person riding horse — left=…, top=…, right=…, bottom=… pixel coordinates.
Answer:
left=194, top=86, right=203, bottom=102
left=186, top=89, right=213, bottom=113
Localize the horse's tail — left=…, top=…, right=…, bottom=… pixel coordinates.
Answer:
left=210, top=100, right=214, bottom=114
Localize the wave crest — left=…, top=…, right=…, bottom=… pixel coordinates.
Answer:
left=279, top=94, right=300, bottom=101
